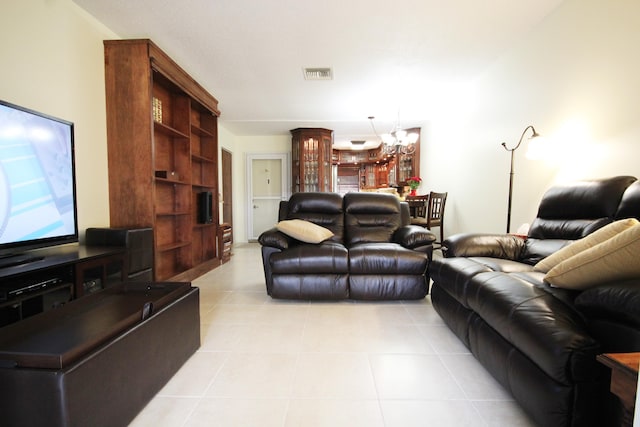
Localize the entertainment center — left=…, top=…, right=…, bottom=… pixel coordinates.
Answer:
left=0, top=39, right=210, bottom=425
left=0, top=244, right=125, bottom=328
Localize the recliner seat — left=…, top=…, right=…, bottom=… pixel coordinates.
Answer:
left=430, top=176, right=640, bottom=427
left=259, top=192, right=435, bottom=300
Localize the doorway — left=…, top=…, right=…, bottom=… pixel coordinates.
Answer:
left=247, top=153, right=288, bottom=241
left=221, top=148, right=233, bottom=228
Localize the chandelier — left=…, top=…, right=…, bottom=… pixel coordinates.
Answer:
left=368, top=115, right=418, bottom=155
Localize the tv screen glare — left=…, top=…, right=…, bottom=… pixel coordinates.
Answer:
left=0, top=100, right=78, bottom=256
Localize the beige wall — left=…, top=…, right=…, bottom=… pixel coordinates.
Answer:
left=423, top=0, right=640, bottom=236
left=0, top=0, right=117, bottom=241
left=229, top=134, right=290, bottom=243
left=3, top=0, right=640, bottom=245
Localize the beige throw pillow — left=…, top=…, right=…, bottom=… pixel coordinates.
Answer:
left=544, top=223, right=640, bottom=289
left=534, top=218, right=639, bottom=273
left=276, top=219, right=334, bottom=243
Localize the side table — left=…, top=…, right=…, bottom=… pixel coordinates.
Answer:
left=597, top=352, right=640, bottom=427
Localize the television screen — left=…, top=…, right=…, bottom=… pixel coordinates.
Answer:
left=0, top=100, right=78, bottom=257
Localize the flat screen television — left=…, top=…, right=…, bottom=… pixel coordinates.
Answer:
left=0, top=99, right=78, bottom=267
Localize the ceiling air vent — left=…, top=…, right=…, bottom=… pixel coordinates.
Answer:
left=303, top=67, right=333, bottom=80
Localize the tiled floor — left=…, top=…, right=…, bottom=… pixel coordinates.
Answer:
left=130, top=243, right=537, bottom=426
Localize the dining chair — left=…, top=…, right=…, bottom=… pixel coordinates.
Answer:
left=407, top=194, right=429, bottom=221
left=425, top=191, right=447, bottom=245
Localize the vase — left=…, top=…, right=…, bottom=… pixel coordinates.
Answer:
left=409, top=189, right=417, bottom=196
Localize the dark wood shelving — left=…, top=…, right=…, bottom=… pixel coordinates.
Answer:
left=104, top=39, right=221, bottom=281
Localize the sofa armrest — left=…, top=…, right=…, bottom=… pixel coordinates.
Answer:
left=442, top=233, right=526, bottom=260
left=258, top=227, right=294, bottom=250
left=575, top=281, right=640, bottom=329
left=393, top=225, right=436, bottom=250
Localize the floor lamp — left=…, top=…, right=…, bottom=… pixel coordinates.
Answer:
left=501, top=125, right=541, bottom=233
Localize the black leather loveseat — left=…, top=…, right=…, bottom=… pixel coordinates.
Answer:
left=430, top=176, right=640, bottom=426
left=259, top=192, right=436, bottom=300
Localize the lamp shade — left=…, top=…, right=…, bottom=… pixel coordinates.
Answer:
left=525, top=134, right=547, bottom=159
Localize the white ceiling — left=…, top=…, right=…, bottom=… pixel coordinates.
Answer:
left=74, top=0, right=565, bottom=148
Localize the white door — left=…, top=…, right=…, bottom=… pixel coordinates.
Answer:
left=247, top=153, right=288, bottom=241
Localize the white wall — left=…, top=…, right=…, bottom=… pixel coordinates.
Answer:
left=0, top=0, right=117, bottom=241
left=224, top=134, right=290, bottom=243
left=4, top=0, right=640, bottom=246
left=423, top=0, right=640, bottom=237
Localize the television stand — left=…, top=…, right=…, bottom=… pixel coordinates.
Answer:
left=0, top=253, right=44, bottom=269
left=0, top=244, right=126, bottom=327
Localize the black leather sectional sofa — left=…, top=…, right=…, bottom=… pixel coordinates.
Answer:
left=430, top=176, right=640, bottom=426
left=259, top=192, right=436, bottom=300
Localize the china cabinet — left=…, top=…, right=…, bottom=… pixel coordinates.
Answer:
left=291, top=128, right=333, bottom=192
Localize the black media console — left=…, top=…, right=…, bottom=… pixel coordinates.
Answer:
left=0, top=244, right=126, bottom=327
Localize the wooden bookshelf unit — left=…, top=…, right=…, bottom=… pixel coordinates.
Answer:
left=104, top=39, right=221, bottom=281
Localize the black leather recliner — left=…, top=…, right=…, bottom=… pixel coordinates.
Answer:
left=259, top=192, right=436, bottom=300
left=430, top=176, right=640, bottom=427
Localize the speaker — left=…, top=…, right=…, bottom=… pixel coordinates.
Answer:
left=198, top=191, right=213, bottom=224
left=85, top=227, right=154, bottom=281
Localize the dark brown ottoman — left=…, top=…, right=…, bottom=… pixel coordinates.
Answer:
left=0, top=282, right=200, bottom=427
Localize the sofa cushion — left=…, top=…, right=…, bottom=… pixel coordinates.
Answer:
left=258, top=228, right=295, bottom=250
left=348, top=242, right=428, bottom=275
left=442, top=233, right=526, bottom=259
left=520, top=238, right=572, bottom=265
left=270, top=241, right=348, bottom=274
left=284, top=192, right=344, bottom=242
left=534, top=218, right=639, bottom=273
left=276, top=219, right=334, bottom=243
left=466, top=271, right=599, bottom=384
left=465, top=257, right=535, bottom=273
left=528, top=176, right=636, bottom=240
left=429, top=257, right=494, bottom=308
left=393, top=225, right=436, bottom=249
left=270, top=274, right=349, bottom=300
left=544, top=224, right=640, bottom=289
left=349, top=274, right=428, bottom=300
left=344, top=192, right=402, bottom=246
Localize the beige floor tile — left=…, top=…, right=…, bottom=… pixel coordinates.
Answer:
left=200, top=322, right=247, bottom=351
left=381, top=400, right=485, bottom=427
left=305, top=302, right=414, bottom=327
left=402, top=298, right=447, bottom=324
left=301, top=322, right=375, bottom=353
left=234, top=322, right=305, bottom=353
left=184, top=398, right=289, bottom=427
left=253, top=303, right=311, bottom=325
left=292, top=353, right=378, bottom=399
left=205, top=352, right=298, bottom=398
left=417, top=323, right=471, bottom=354
left=129, top=396, right=200, bottom=427
left=472, top=400, right=538, bottom=427
left=129, top=243, right=536, bottom=426
left=201, top=303, right=266, bottom=324
left=285, top=399, right=385, bottom=427
left=301, top=321, right=435, bottom=354
left=158, top=351, right=228, bottom=397
left=370, top=354, right=466, bottom=400
left=217, top=290, right=270, bottom=305
left=440, top=354, right=513, bottom=400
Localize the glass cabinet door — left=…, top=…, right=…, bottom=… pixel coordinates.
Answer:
left=290, top=128, right=333, bottom=192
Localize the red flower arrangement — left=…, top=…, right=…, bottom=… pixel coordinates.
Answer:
left=407, top=176, right=422, bottom=191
